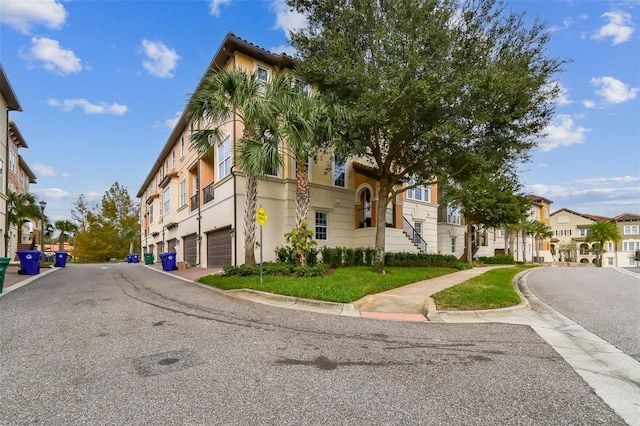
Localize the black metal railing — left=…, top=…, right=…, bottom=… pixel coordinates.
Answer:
left=403, top=217, right=427, bottom=253
left=190, top=193, right=199, bottom=211
left=202, top=182, right=215, bottom=205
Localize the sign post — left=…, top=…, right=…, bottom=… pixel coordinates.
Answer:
left=255, top=206, right=268, bottom=284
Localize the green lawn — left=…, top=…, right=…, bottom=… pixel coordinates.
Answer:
left=432, top=265, right=536, bottom=310
left=198, top=266, right=458, bottom=303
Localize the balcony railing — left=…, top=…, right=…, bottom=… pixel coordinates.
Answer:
left=190, top=193, right=199, bottom=212
left=202, top=182, right=215, bottom=205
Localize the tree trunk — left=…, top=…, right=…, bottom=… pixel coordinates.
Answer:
left=58, top=234, right=65, bottom=252
left=295, top=160, right=310, bottom=267
left=466, top=221, right=474, bottom=266
left=521, top=230, right=527, bottom=263
left=373, top=181, right=390, bottom=273
left=243, top=175, right=258, bottom=266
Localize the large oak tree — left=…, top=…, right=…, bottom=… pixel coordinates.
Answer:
left=288, top=0, right=565, bottom=271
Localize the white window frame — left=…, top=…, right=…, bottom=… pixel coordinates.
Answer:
left=315, top=211, right=328, bottom=241
left=149, top=204, right=154, bottom=224
left=623, top=225, right=639, bottom=235
left=406, top=179, right=430, bottom=203
left=8, top=150, right=16, bottom=174
left=256, top=65, right=269, bottom=92
left=218, top=136, right=231, bottom=179
left=447, top=206, right=461, bottom=225
left=179, top=179, right=186, bottom=207
left=451, top=237, right=456, bottom=253
left=579, top=228, right=588, bottom=237
left=172, top=149, right=176, bottom=169
left=163, top=187, right=170, bottom=214
left=180, top=136, right=185, bottom=157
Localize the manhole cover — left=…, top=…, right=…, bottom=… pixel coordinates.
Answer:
left=134, top=349, right=200, bottom=377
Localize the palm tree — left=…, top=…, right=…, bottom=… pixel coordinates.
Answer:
left=7, top=190, right=43, bottom=254
left=185, top=68, right=290, bottom=266
left=585, top=220, right=621, bottom=267
left=54, top=220, right=78, bottom=252
left=530, top=220, right=553, bottom=263
left=277, top=90, right=349, bottom=266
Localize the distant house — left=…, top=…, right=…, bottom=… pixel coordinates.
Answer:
left=612, top=213, right=640, bottom=267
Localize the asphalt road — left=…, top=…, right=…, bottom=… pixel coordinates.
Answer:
left=526, top=266, right=640, bottom=362
left=0, top=264, right=626, bottom=425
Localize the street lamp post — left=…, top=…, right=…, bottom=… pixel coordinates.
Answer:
left=38, top=201, right=46, bottom=253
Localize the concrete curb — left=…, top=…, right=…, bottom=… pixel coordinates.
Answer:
left=0, top=267, right=60, bottom=298
left=425, top=268, right=534, bottom=323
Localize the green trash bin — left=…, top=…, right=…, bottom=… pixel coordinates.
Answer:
left=144, top=252, right=154, bottom=265
left=0, top=257, right=12, bottom=293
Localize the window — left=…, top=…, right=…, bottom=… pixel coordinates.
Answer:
left=163, top=187, right=170, bottom=214
left=164, top=159, right=168, bottom=174
left=499, top=229, right=505, bottom=237
left=579, top=228, right=588, bottom=237
left=413, top=222, right=422, bottom=243
left=447, top=206, right=461, bottom=225
left=172, top=149, right=175, bottom=169
left=149, top=204, right=154, bottom=224
left=334, top=159, right=346, bottom=187
left=607, top=242, right=613, bottom=252
left=265, top=141, right=279, bottom=177
left=624, top=225, right=639, bottom=235
left=565, top=229, right=572, bottom=236
left=406, top=179, right=430, bottom=202
left=451, top=237, right=456, bottom=253
left=180, top=179, right=186, bottom=207
left=607, top=257, right=614, bottom=266
left=315, top=211, right=328, bottom=240
left=9, top=150, right=16, bottom=173
left=180, top=136, right=185, bottom=157
left=295, top=78, right=311, bottom=96
left=218, top=136, right=231, bottom=179
left=623, top=241, right=640, bottom=252
left=256, top=66, right=269, bottom=91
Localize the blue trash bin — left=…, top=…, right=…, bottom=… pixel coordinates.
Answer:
left=55, top=252, right=68, bottom=267
left=127, top=254, right=133, bottom=263
left=132, top=254, right=139, bottom=263
left=16, top=250, right=41, bottom=275
left=161, top=252, right=177, bottom=271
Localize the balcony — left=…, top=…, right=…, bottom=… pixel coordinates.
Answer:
left=190, top=193, right=199, bottom=212
left=202, top=182, right=215, bottom=205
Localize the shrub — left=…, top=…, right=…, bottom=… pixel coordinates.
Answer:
left=479, top=254, right=515, bottom=265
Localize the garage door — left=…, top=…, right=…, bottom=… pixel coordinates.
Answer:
left=167, top=238, right=177, bottom=253
left=207, top=227, right=232, bottom=268
left=183, top=234, right=197, bottom=265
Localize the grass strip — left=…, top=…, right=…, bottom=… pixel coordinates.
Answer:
left=432, top=265, right=537, bottom=310
left=198, top=266, right=458, bottom=303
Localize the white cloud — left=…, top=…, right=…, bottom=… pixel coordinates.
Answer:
left=269, top=44, right=296, bottom=57
left=141, top=39, right=180, bottom=78
left=549, top=17, right=573, bottom=33
left=20, top=37, right=82, bottom=74
left=153, top=112, right=181, bottom=129
left=537, top=114, right=589, bottom=152
left=31, top=163, right=70, bottom=178
left=270, top=0, right=307, bottom=36
left=592, top=11, right=634, bottom=45
left=32, top=187, right=72, bottom=200
left=525, top=183, right=640, bottom=215
left=209, top=0, right=231, bottom=17
left=0, top=0, right=67, bottom=34
left=583, top=99, right=596, bottom=109
left=48, top=98, right=128, bottom=115
left=546, top=82, right=572, bottom=106
left=591, top=76, right=639, bottom=104
left=574, top=176, right=640, bottom=185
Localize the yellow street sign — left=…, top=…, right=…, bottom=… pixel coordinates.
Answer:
left=255, top=206, right=268, bottom=226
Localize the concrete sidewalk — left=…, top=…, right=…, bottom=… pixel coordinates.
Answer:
left=149, top=263, right=521, bottom=323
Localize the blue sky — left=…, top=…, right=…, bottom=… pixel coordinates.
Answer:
left=1, top=0, right=638, bottom=222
